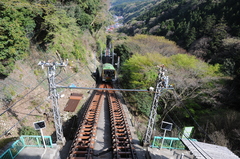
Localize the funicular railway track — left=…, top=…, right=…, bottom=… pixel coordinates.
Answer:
left=68, top=84, right=105, bottom=159
left=106, top=84, right=137, bottom=159
left=68, top=83, right=137, bottom=159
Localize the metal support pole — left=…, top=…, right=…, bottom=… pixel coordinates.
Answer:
left=160, top=129, right=166, bottom=149
left=40, top=129, right=46, bottom=148
left=38, top=61, right=67, bottom=145
left=143, top=65, right=172, bottom=147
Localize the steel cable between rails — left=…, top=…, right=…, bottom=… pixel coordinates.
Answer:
left=0, top=78, right=47, bottom=116
left=165, top=114, right=212, bottom=159
left=0, top=98, right=49, bottom=138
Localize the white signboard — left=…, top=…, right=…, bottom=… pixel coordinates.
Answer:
left=161, top=121, right=173, bottom=131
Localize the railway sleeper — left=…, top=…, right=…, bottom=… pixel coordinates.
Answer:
left=113, top=154, right=133, bottom=159
left=115, top=143, right=131, bottom=147
left=113, top=129, right=126, bottom=133
left=77, top=136, right=91, bottom=140
left=111, top=120, right=125, bottom=124
left=117, top=151, right=133, bottom=155
left=113, top=114, right=124, bottom=117
left=73, top=140, right=90, bottom=146
left=80, top=128, right=92, bottom=132
left=111, top=118, right=122, bottom=122
left=71, top=152, right=94, bottom=158
left=114, top=151, right=134, bottom=157
left=116, top=137, right=132, bottom=141
left=73, top=145, right=89, bottom=149
left=70, top=157, right=92, bottom=159
left=71, top=150, right=92, bottom=155
left=82, top=121, right=94, bottom=125
left=72, top=147, right=88, bottom=152
left=112, top=133, right=128, bottom=137
left=114, top=125, right=126, bottom=129
left=112, top=122, right=126, bottom=126
left=116, top=145, right=132, bottom=149
left=114, top=126, right=130, bottom=131
left=86, top=115, right=97, bottom=118
left=113, top=140, right=130, bottom=144
left=112, top=120, right=125, bottom=124
left=112, top=115, right=124, bottom=118
left=82, top=124, right=93, bottom=128
left=79, top=132, right=95, bottom=136
left=113, top=117, right=124, bottom=120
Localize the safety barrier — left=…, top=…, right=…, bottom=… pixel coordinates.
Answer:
left=0, top=135, right=53, bottom=159
left=151, top=136, right=197, bottom=149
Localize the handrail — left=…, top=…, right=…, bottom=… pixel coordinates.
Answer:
left=0, top=135, right=53, bottom=159
left=151, top=136, right=197, bottom=149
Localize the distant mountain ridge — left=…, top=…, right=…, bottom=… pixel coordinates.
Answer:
left=111, top=0, right=240, bottom=77
left=112, top=0, right=240, bottom=112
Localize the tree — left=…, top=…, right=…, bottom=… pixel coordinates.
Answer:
left=186, top=27, right=197, bottom=48
left=0, top=2, right=36, bottom=76
left=120, top=52, right=221, bottom=118
left=114, top=43, right=132, bottom=63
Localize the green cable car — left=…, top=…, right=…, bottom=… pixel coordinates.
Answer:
left=101, top=63, right=116, bottom=82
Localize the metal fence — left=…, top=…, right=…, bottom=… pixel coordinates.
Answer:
left=0, top=135, right=53, bottom=159
left=151, top=136, right=197, bottom=149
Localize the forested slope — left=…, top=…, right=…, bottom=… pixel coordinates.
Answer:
left=111, top=0, right=240, bottom=156
left=113, top=32, right=240, bottom=157
left=112, top=0, right=240, bottom=77
left=1, top=0, right=240, bottom=156
left=111, top=0, right=240, bottom=111
left=0, top=0, right=110, bottom=146
left=0, top=0, right=111, bottom=77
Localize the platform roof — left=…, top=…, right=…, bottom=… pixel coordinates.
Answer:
left=181, top=139, right=239, bottom=159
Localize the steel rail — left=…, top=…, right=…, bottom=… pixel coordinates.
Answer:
left=67, top=84, right=105, bottom=159
left=68, top=83, right=137, bottom=159
left=106, top=84, right=137, bottom=159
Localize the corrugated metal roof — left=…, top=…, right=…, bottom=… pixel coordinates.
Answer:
left=64, top=93, right=83, bottom=112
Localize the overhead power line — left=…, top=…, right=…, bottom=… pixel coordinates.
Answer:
left=0, top=78, right=47, bottom=116
left=172, top=90, right=215, bottom=144
left=165, top=114, right=212, bottom=159
left=0, top=98, right=49, bottom=138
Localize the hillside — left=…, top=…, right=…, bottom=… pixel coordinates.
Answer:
left=111, top=0, right=240, bottom=80
left=110, top=0, right=240, bottom=156
left=0, top=0, right=109, bottom=147
left=1, top=0, right=240, bottom=157
left=111, top=0, right=240, bottom=109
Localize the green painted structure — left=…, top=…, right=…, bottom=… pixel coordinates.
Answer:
left=151, top=136, right=197, bottom=149
left=102, top=63, right=115, bottom=70
left=0, top=135, right=53, bottom=159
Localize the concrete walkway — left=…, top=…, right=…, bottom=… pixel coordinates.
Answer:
left=15, top=146, right=59, bottom=159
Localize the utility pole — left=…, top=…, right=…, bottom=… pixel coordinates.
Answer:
left=38, top=61, right=67, bottom=145
left=143, top=65, right=172, bottom=146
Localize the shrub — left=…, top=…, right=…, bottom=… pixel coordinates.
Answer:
left=19, top=126, right=40, bottom=136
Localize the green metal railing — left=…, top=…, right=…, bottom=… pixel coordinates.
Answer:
left=0, top=135, right=53, bottom=159
left=151, top=136, right=197, bottom=149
